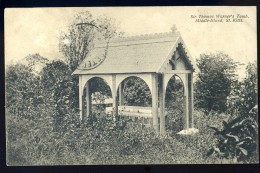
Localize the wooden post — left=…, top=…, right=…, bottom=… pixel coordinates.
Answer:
left=86, top=81, right=91, bottom=118
left=184, top=74, right=189, bottom=129
left=159, top=74, right=166, bottom=135
left=79, top=76, right=83, bottom=121
left=118, top=82, right=124, bottom=106
left=188, top=73, right=194, bottom=128
left=112, top=75, right=118, bottom=120
left=152, top=73, right=159, bottom=132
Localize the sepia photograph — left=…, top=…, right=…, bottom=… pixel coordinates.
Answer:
left=4, top=6, right=258, bottom=165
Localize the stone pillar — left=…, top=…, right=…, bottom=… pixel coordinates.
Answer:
left=112, top=75, right=118, bottom=120
left=118, top=82, right=124, bottom=106
left=183, top=74, right=189, bottom=129
left=188, top=73, right=194, bottom=128
left=159, top=74, right=166, bottom=135
left=152, top=73, right=159, bottom=132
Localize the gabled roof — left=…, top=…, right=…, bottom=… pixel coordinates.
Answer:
left=73, top=32, right=196, bottom=75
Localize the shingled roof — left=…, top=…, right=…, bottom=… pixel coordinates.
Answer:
left=73, top=32, right=195, bottom=75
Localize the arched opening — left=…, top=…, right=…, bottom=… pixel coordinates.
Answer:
left=82, top=77, right=112, bottom=121
left=112, top=76, right=152, bottom=126
left=119, top=76, right=152, bottom=107
left=165, top=75, right=184, bottom=133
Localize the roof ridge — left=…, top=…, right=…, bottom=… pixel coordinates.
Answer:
left=111, top=32, right=178, bottom=43
left=94, top=32, right=180, bottom=47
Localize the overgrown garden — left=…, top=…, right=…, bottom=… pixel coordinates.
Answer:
left=5, top=11, right=258, bottom=165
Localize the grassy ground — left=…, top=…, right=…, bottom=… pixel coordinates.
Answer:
left=6, top=109, right=258, bottom=165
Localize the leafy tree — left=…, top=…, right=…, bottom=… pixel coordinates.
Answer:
left=207, top=61, right=258, bottom=163
left=58, top=11, right=122, bottom=113
left=59, top=11, right=121, bottom=71
left=24, top=53, right=49, bottom=73
left=41, top=60, right=71, bottom=92
left=226, top=61, right=257, bottom=117
left=195, top=52, right=238, bottom=114
left=123, top=77, right=152, bottom=107
left=41, top=60, right=78, bottom=131
left=6, top=63, right=44, bottom=120
left=242, top=62, right=258, bottom=113
left=88, top=77, right=112, bottom=97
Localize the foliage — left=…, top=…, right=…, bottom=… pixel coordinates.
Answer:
left=41, top=60, right=78, bottom=131
left=5, top=63, right=44, bottom=120
left=122, top=76, right=184, bottom=108
left=6, top=59, right=230, bottom=165
left=59, top=11, right=121, bottom=71
left=5, top=11, right=258, bottom=164
left=58, top=11, right=122, bottom=114
left=165, top=76, right=184, bottom=132
left=6, top=61, right=258, bottom=165
left=7, top=106, right=228, bottom=165
left=88, top=77, right=112, bottom=97
left=226, top=61, right=257, bottom=117
left=41, top=60, right=71, bottom=91
left=24, top=53, right=49, bottom=73
left=207, top=61, right=258, bottom=163
left=123, top=77, right=152, bottom=107
left=207, top=107, right=258, bottom=163
left=195, top=52, right=238, bottom=114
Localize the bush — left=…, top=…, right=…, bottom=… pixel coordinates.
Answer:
left=207, top=107, right=258, bottom=163
left=5, top=64, right=44, bottom=120
left=6, top=54, right=257, bottom=165
left=207, top=61, right=259, bottom=163
left=7, top=107, right=226, bottom=165
left=165, top=77, right=184, bottom=132
left=123, top=77, right=152, bottom=107
left=41, top=60, right=79, bottom=131
left=195, top=52, right=238, bottom=114
left=226, top=61, right=257, bottom=117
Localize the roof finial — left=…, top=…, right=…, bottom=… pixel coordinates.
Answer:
left=171, top=24, right=180, bottom=36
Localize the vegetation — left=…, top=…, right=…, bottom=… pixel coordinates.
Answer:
left=207, top=107, right=258, bottom=163
left=195, top=52, right=239, bottom=114
left=5, top=11, right=258, bottom=165
left=59, top=11, right=121, bottom=72
left=207, top=62, right=258, bottom=163
left=226, top=61, right=258, bottom=117
left=57, top=11, right=122, bottom=116
left=6, top=103, right=225, bottom=165
left=7, top=57, right=258, bottom=165
left=123, top=77, right=152, bottom=107
left=165, top=76, right=184, bottom=132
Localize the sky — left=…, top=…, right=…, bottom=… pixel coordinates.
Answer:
left=5, top=7, right=257, bottom=79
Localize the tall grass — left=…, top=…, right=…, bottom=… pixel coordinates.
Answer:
left=6, top=108, right=237, bottom=165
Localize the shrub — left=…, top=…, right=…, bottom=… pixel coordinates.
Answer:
left=207, top=107, right=258, bottom=163
left=226, top=61, right=257, bottom=117
left=195, top=52, right=238, bottom=114
left=41, top=60, right=79, bottom=131
left=123, top=77, right=152, bottom=107
left=5, top=63, right=44, bottom=120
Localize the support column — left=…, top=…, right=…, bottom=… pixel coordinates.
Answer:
left=188, top=73, right=194, bottom=128
left=112, top=75, right=118, bottom=120
left=118, top=82, right=124, bottom=106
left=183, top=74, right=189, bottom=129
left=159, top=74, right=166, bottom=135
left=79, top=75, right=83, bottom=121
left=152, top=73, right=159, bottom=132
left=85, top=81, right=91, bottom=119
